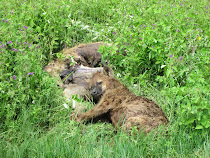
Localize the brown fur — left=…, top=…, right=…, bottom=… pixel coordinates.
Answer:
left=63, top=42, right=104, bottom=67
left=70, top=65, right=104, bottom=88
left=43, top=42, right=109, bottom=101
left=43, top=42, right=105, bottom=78
left=62, top=65, right=108, bottom=101
left=63, top=84, right=89, bottom=112
left=73, top=68, right=169, bottom=133
left=63, top=84, right=89, bottom=101
left=43, top=58, right=69, bottom=78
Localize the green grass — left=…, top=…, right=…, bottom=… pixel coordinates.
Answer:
left=0, top=112, right=209, bottom=158
left=0, top=0, right=209, bottom=157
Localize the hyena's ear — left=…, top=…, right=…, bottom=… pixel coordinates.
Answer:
left=103, top=66, right=114, bottom=77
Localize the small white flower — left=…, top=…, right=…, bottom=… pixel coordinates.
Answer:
left=161, top=65, right=166, bottom=69
left=72, top=100, right=76, bottom=108
left=92, top=35, right=99, bottom=40
left=63, top=103, right=69, bottom=109
left=83, top=25, right=89, bottom=29
left=32, top=100, right=35, bottom=104
left=117, top=73, right=121, bottom=77
left=18, top=76, right=22, bottom=82
left=154, top=38, right=157, bottom=43
left=133, top=84, right=138, bottom=87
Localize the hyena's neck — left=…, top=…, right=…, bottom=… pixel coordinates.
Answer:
left=109, top=84, right=132, bottom=95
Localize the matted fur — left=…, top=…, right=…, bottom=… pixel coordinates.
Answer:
left=43, top=42, right=105, bottom=78
left=43, top=42, right=107, bottom=99
left=73, top=69, right=169, bottom=133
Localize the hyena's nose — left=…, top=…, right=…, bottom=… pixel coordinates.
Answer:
left=91, top=87, right=97, bottom=96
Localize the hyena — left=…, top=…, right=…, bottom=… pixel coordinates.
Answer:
left=72, top=67, right=169, bottom=133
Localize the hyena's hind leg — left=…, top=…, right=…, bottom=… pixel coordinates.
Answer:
left=123, top=116, right=168, bottom=134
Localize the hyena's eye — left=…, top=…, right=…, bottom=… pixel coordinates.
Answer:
left=97, top=81, right=102, bottom=85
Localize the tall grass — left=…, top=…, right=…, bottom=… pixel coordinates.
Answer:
left=0, top=0, right=209, bottom=157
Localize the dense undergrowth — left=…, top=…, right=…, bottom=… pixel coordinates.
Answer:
left=0, top=0, right=209, bottom=157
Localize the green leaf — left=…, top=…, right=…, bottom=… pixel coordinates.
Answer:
left=185, top=117, right=195, bottom=125
left=166, top=69, right=171, bottom=78
left=195, top=125, right=203, bottom=129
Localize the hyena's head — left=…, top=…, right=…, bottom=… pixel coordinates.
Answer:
left=60, top=69, right=73, bottom=84
left=89, top=66, right=120, bottom=103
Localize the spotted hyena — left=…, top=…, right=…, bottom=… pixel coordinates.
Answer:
left=72, top=66, right=169, bottom=133
left=43, top=43, right=112, bottom=111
